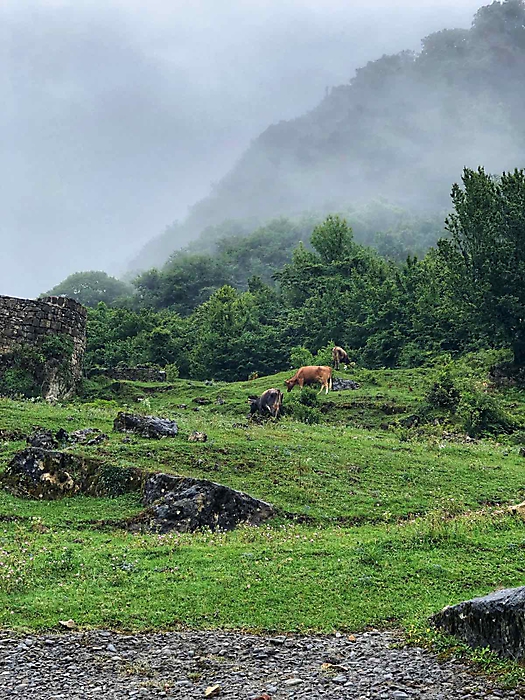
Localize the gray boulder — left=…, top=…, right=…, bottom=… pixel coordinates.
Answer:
left=332, top=379, right=360, bottom=391
left=138, top=472, right=275, bottom=533
left=26, top=428, right=59, bottom=449
left=113, top=412, right=178, bottom=439
left=432, top=586, right=525, bottom=659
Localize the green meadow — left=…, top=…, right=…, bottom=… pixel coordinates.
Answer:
left=1, top=363, right=525, bottom=681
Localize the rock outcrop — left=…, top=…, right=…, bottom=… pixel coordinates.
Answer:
left=432, top=586, right=525, bottom=659
left=26, top=427, right=108, bottom=449
left=113, top=412, right=178, bottom=439
left=332, top=379, right=360, bottom=391
left=138, top=473, right=275, bottom=533
left=1, top=448, right=144, bottom=499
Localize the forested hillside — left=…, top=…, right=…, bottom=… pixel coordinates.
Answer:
left=39, top=166, right=525, bottom=386
left=130, top=0, right=525, bottom=270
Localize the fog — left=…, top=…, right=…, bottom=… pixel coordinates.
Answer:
left=1, top=0, right=483, bottom=298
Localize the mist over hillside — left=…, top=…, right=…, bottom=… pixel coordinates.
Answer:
left=132, top=0, right=525, bottom=272
left=2, top=0, right=483, bottom=298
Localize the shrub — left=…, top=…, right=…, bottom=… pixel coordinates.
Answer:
left=289, top=346, right=314, bottom=368
left=297, top=386, right=319, bottom=407
left=285, top=386, right=321, bottom=424
left=288, top=402, right=321, bottom=424
left=426, top=369, right=461, bottom=411
left=41, top=335, right=74, bottom=362
left=398, top=342, right=430, bottom=368
left=458, top=390, right=515, bottom=437
left=313, top=342, right=334, bottom=367
left=164, top=363, right=180, bottom=381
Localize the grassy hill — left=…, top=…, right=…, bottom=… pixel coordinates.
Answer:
left=1, top=360, right=525, bottom=688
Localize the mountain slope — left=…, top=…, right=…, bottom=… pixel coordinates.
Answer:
left=132, top=0, right=525, bottom=270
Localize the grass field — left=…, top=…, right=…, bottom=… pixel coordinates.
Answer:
left=1, top=362, right=525, bottom=682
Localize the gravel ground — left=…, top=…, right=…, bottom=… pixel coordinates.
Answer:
left=0, top=629, right=518, bottom=699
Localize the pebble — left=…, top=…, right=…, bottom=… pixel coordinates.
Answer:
left=0, top=629, right=515, bottom=699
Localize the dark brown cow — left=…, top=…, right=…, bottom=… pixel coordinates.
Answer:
left=332, top=345, right=351, bottom=370
left=285, top=366, right=332, bottom=394
left=248, top=388, right=283, bottom=418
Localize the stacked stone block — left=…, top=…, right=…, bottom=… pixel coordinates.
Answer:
left=0, top=294, right=87, bottom=396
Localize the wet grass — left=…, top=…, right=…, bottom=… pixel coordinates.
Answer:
left=1, top=363, right=525, bottom=683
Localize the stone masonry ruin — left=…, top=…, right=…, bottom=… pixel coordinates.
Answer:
left=0, top=295, right=87, bottom=400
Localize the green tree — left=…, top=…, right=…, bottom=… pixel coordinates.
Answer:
left=439, top=167, right=525, bottom=365
left=44, top=271, right=132, bottom=307
left=310, top=215, right=354, bottom=263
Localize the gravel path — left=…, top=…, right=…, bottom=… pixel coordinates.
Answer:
left=0, top=629, right=516, bottom=699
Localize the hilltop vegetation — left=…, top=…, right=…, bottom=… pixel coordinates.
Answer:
left=39, top=167, right=525, bottom=389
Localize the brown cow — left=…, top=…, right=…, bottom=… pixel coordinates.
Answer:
left=332, top=345, right=351, bottom=370
left=285, top=366, right=332, bottom=394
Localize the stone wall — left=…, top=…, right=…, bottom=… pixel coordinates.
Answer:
left=0, top=295, right=87, bottom=398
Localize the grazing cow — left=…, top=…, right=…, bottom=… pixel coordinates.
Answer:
left=285, top=366, right=332, bottom=394
left=248, top=388, right=283, bottom=418
left=332, top=345, right=351, bottom=370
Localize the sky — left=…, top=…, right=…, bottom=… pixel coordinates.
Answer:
left=1, top=0, right=484, bottom=298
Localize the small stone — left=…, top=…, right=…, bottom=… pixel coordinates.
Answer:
left=284, top=678, right=302, bottom=686
left=204, top=685, right=221, bottom=697
left=332, top=674, right=347, bottom=684
left=188, top=431, right=207, bottom=443
left=106, top=643, right=117, bottom=653
left=392, top=693, right=410, bottom=700
left=59, top=619, right=77, bottom=629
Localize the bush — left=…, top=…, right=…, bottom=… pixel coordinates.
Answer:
left=287, top=402, right=321, bottom=424
left=313, top=342, right=334, bottom=367
left=289, top=346, right=314, bottom=368
left=398, top=342, right=430, bottom=368
left=458, top=390, right=515, bottom=437
left=426, top=369, right=461, bottom=411
left=297, top=386, right=319, bottom=407
left=285, top=386, right=321, bottom=424
left=164, top=363, right=180, bottom=381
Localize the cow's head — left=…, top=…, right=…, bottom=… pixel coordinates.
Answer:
left=284, top=378, right=296, bottom=392
left=248, top=396, right=259, bottom=414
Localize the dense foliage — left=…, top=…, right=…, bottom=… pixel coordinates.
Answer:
left=77, top=166, right=525, bottom=382
left=44, top=271, right=132, bottom=307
